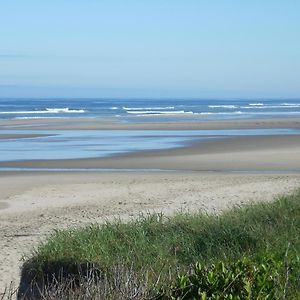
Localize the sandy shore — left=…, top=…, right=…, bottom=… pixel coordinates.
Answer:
left=1, top=171, right=300, bottom=291
left=0, top=116, right=300, bottom=292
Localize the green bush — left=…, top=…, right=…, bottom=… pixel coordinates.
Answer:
left=157, top=259, right=278, bottom=300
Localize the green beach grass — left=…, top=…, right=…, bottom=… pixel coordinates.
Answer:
left=18, top=190, right=300, bottom=299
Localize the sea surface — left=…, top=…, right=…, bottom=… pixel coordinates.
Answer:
left=0, top=98, right=300, bottom=121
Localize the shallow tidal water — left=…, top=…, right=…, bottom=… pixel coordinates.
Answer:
left=0, top=128, right=299, bottom=163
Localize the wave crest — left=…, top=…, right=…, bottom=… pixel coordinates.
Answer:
left=0, top=108, right=85, bottom=114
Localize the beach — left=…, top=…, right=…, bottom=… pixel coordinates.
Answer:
left=2, top=1, right=300, bottom=296
left=0, top=116, right=300, bottom=290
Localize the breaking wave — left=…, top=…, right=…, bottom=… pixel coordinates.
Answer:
left=123, top=106, right=175, bottom=111
left=0, top=108, right=85, bottom=114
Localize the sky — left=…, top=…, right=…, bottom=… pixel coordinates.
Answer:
left=0, top=0, right=299, bottom=98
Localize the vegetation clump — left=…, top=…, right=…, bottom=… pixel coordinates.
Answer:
left=16, top=190, right=300, bottom=299
left=158, top=259, right=278, bottom=299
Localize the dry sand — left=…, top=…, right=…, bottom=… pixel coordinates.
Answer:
left=1, top=171, right=300, bottom=291
left=0, top=116, right=300, bottom=292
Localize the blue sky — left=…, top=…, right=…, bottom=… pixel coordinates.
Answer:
left=0, top=1, right=299, bottom=98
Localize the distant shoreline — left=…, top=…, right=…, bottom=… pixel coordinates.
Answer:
left=1, top=116, right=300, bottom=130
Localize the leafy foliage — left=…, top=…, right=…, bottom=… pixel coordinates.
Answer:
left=157, top=259, right=278, bottom=300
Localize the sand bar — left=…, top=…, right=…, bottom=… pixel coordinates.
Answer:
left=0, top=133, right=52, bottom=140
left=1, top=116, right=300, bottom=130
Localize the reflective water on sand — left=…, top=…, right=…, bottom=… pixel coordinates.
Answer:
left=0, top=128, right=299, bottom=162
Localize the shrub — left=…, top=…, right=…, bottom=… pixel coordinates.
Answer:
left=157, top=259, right=278, bottom=300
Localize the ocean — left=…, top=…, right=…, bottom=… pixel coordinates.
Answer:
left=0, top=98, right=300, bottom=121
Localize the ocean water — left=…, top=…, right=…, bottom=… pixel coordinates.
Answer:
left=0, top=98, right=300, bottom=121
left=1, top=98, right=300, bottom=166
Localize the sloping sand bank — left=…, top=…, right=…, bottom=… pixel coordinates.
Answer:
left=0, top=171, right=300, bottom=290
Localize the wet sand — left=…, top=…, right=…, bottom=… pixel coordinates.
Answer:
left=0, top=133, right=52, bottom=140
left=1, top=116, right=300, bottom=130
left=1, top=135, right=300, bottom=172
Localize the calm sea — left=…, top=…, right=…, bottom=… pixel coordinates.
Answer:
left=0, top=98, right=300, bottom=121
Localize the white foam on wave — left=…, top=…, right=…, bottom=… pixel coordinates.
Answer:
left=127, top=110, right=244, bottom=116
left=242, top=105, right=300, bottom=109
left=248, top=103, right=264, bottom=106
left=45, top=108, right=85, bottom=113
left=14, top=116, right=65, bottom=120
left=281, top=103, right=300, bottom=106
left=0, top=108, right=85, bottom=114
left=208, top=105, right=237, bottom=109
left=109, top=107, right=119, bottom=110
left=199, top=111, right=243, bottom=115
left=126, top=110, right=193, bottom=115
left=123, top=106, right=175, bottom=111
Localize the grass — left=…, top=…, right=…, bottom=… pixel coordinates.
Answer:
left=18, top=190, right=300, bottom=299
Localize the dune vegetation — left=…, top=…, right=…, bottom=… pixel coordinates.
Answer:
left=15, top=190, right=300, bottom=299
